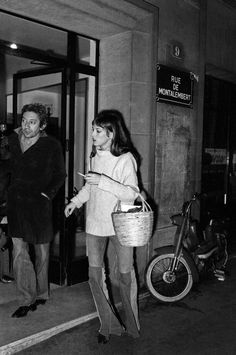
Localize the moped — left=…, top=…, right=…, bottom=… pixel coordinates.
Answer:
left=145, top=193, right=228, bottom=303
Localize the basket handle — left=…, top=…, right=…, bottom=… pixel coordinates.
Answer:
left=115, top=186, right=152, bottom=212
left=136, top=192, right=152, bottom=212
left=128, top=185, right=152, bottom=212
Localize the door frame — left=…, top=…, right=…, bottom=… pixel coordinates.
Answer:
left=13, top=66, right=68, bottom=285
left=5, top=26, right=99, bottom=285
left=12, top=63, right=99, bottom=285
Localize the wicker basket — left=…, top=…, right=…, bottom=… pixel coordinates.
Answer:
left=112, top=194, right=154, bottom=247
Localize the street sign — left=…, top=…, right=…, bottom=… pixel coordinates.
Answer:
left=156, top=64, right=193, bottom=107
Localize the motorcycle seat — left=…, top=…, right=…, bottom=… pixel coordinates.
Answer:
left=195, top=241, right=218, bottom=259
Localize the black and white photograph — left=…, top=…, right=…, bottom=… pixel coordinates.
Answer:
left=0, top=1, right=236, bottom=354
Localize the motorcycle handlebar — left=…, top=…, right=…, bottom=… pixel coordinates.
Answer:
left=174, top=192, right=207, bottom=218
left=192, top=192, right=208, bottom=201
left=171, top=192, right=228, bottom=225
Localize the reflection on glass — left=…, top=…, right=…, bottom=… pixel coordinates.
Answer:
left=76, top=35, right=96, bottom=66
left=0, top=11, right=67, bottom=58
left=11, top=73, right=63, bottom=257
left=72, top=74, right=95, bottom=258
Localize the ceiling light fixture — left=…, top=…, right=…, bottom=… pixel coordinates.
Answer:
left=10, top=43, right=18, bottom=49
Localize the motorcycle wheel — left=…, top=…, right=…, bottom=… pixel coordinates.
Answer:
left=145, top=251, right=194, bottom=303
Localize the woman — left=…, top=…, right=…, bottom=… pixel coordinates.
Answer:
left=65, top=109, right=140, bottom=343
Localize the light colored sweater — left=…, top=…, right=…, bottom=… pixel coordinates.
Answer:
left=71, top=150, right=139, bottom=236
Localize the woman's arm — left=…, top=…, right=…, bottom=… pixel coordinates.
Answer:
left=98, top=174, right=139, bottom=202
left=70, top=182, right=91, bottom=208
left=64, top=182, right=91, bottom=217
left=85, top=154, right=139, bottom=202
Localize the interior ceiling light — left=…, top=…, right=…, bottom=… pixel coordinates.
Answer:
left=10, top=43, right=18, bottom=49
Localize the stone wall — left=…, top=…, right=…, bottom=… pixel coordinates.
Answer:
left=98, top=10, right=156, bottom=283
left=207, top=0, right=236, bottom=73
left=147, top=0, right=203, bottom=249
left=149, top=0, right=236, bottom=250
left=0, top=0, right=235, bottom=281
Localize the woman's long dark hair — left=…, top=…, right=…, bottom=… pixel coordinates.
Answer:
left=90, top=110, right=139, bottom=162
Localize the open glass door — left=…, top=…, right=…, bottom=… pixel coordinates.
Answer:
left=12, top=67, right=67, bottom=285
left=64, top=33, right=98, bottom=285
left=11, top=34, right=98, bottom=286
left=66, top=73, right=96, bottom=285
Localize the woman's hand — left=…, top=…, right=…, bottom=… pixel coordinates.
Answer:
left=85, top=172, right=101, bottom=185
left=64, top=202, right=76, bottom=217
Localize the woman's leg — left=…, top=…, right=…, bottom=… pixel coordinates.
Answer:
left=12, top=237, right=37, bottom=306
left=87, top=234, right=123, bottom=338
left=111, top=236, right=140, bottom=338
left=34, top=243, right=50, bottom=301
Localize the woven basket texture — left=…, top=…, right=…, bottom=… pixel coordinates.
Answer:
left=112, top=194, right=154, bottom=247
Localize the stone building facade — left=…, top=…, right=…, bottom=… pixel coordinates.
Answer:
left=0, top=0, right=235, bottom=284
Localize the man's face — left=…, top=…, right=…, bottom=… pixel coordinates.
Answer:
left=21, top=111, right=41, bottom=139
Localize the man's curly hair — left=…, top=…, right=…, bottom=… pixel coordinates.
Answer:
left=21, top=103, right=48, bottom=128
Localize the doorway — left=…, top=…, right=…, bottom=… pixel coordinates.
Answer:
left=0, top=13, right=99, bottom=285
left=0, top=2, right=157, bottom=287
left=12, top=69, right=97, bottom=286
left=201, top=76, right=236, bottom=222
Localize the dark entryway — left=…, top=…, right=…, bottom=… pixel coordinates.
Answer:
left=201, top=75, right=236, bottom=223
left=0, top=11, right=99, bottom=286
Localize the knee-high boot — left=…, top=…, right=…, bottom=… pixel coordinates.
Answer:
left=88, top=266, right=124, bottom=337
left=119, top=270, right=140, bottom=338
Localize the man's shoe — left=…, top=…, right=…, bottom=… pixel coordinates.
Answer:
left=11, top=304, right=37, bottom=318
left=34, top=299, right=47, bottom=306
left=97, top=333, right=110, bottom=344
left=0, top=275, right=14, bottom=283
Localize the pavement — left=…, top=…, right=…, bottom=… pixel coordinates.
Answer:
left=0, top=272, right=148, bottom=354
left=0, top=238, right=236, bottom=355
left=9, top=257, right=236, bottom=355
left=0, top=281, right=97, bottom=354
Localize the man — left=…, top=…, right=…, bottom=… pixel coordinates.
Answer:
left=6, top=103, right=66, bottom=318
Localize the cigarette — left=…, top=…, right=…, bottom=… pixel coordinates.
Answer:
left=77, top=171, right=86, bottom=177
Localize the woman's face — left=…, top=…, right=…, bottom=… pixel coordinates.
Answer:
left=92, top=124, right=113, bottom=151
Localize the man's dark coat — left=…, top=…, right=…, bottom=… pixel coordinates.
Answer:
left=6, top=130, right=66, bottom=244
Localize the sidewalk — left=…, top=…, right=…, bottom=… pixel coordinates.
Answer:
left=1, top=233, right=235, bottom=355
left=0, top=279, right=148, bottom=355
left=0, top=282, right=97, bottom=354
left=4, top=257, right=236, bottom=355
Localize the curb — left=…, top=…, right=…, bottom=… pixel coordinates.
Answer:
left=0, top=291, right=150, bottom=355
